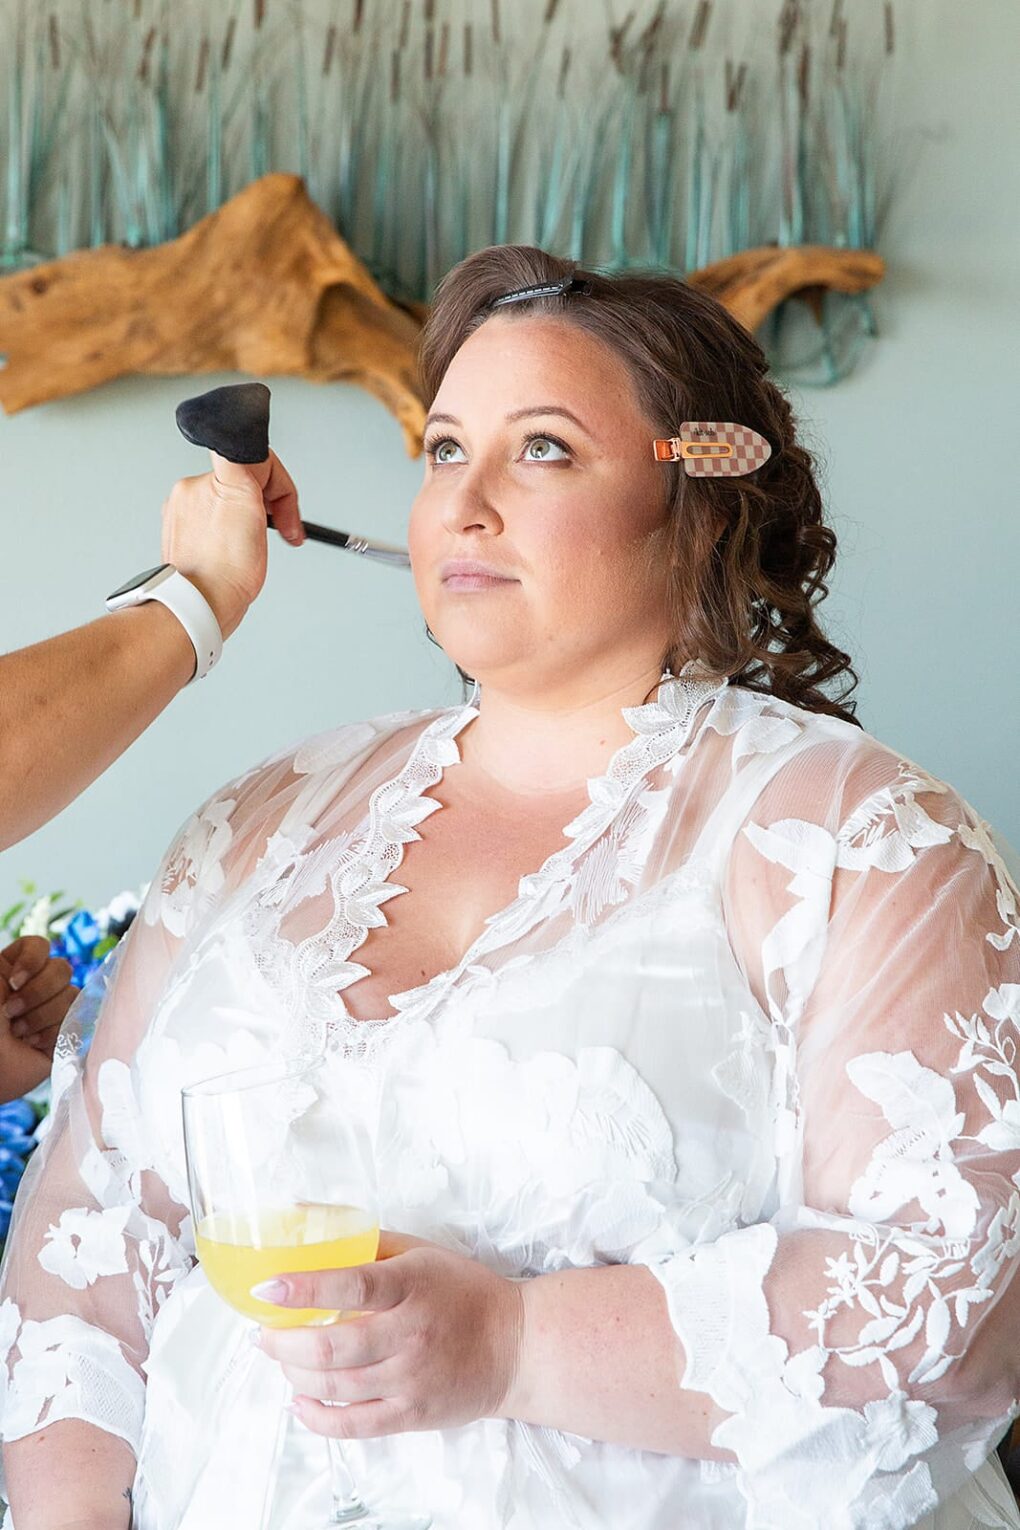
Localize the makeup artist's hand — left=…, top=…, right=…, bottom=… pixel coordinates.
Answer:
left=253, top=1231, right=524, bottom=1438
left=161, top=449, right=305, bottom=641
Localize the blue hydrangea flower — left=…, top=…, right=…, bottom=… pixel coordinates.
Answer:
left=0, top=1102, right=46, bottom=1241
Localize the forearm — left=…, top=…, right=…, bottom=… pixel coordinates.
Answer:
left=0, top=605, right=195, bottom=851
left=500, top=1262, right=735, bottom=1461
left=3, top=1418, right=135, bottom=1529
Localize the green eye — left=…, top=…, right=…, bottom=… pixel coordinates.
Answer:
left=524, top=436, right=568, bottom=461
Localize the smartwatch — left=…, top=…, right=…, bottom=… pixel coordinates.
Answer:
left=105, top=564, right=223, bottom=682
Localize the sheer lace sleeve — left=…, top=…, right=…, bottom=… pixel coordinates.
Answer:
left=0, top=721, right=382, bottom=1472
left=647, top=740, right=1020, bottom=1526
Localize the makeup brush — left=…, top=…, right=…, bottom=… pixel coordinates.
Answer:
left=175, top=382, right=411, bottom=569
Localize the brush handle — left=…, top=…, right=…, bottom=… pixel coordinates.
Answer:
left=302, top=522, right=411, bottom=567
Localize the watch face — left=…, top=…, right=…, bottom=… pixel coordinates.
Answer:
left=107, top=565, right=171, bottom=601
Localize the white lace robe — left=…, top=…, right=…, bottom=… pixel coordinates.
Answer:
left=2, top=669, right=1020, bottom=1530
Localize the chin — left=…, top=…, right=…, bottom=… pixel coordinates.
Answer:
left=438, top=646, right=525, bottom=686
left=428, top=622, right=523, bottom=675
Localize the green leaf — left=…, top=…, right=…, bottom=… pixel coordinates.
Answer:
left=0, top=900, right=27, bottom=930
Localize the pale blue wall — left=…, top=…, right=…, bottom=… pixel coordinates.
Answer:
left=1, top=0, right=1017, bottom=912
left=788, top=0, right=1019, bottom=847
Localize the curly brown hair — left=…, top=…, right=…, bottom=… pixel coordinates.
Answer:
left=417, top=244, right=860, bottom=726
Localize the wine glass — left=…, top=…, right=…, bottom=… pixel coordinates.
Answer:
left=182, top=1055, right=431, bottom=1530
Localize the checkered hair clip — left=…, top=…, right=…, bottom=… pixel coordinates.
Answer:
left=490, top=275, right=593, bottom=307
left=653, top=422, right=772, bottom=477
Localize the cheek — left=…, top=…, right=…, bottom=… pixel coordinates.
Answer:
left=406, top=497, right=438, bottom=617
left=563, top=525, right=672, bottom=621
left=406, top=492, right=429, bottom=555
left=406, top=493, right=440, bottom=577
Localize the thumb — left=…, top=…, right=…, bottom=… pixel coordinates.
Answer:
left=208, top=449, right=272, bottom=496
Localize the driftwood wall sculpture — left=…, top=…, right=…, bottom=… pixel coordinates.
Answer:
left=0, top=173, right=884, bottom=457
left=0, top=174, right=426, bottom=454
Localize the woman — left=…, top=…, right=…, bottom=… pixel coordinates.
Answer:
left=2, top=245, right=1019, bottom=1530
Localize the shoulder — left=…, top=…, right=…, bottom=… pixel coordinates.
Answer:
left=705, top=684, right=956, bottom=823
left=268, top=704, right=449, bottom=782
left=712, top=687, right=1008, bottom=891
left=141, top=703, right=454, bottom=938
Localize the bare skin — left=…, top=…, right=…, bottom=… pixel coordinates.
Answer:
left=0, top=936, right=77, bottom=1101
left=345, top=312, right=678, bottom=1017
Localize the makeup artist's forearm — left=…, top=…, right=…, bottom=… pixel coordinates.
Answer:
left=500, top=1263, right=735, bottom=1461
left=0, top=606, right=195, bottom=850
left=3, top=1419, right=135, bottom=1529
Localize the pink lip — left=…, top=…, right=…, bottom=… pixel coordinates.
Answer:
left=440, top=560, right=517, bottom=588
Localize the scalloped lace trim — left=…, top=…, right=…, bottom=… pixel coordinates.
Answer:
left=246, top=665, right=724, bottom=1056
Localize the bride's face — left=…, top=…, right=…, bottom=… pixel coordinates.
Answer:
left=408, top=314, right=675, bottom=697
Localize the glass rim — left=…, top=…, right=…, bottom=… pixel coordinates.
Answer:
left=181, top=1053, right=325, bottom=1101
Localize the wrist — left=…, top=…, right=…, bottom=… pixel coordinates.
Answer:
left=110, top=601, right=198, bottom=687
left=493, top=1274, right=532, bottom=1422
left=173, top=569, right=245, bottom=642
left=106, top=566, right=224, bottom=679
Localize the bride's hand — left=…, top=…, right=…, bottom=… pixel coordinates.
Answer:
left=251, top=1231, right=525, bottom=1438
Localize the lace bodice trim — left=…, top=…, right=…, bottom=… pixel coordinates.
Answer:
left=245, top=665, right=726, bottom=1052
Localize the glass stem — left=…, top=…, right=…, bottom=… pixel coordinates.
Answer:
left=327, top=1435, right=370, bottom=1525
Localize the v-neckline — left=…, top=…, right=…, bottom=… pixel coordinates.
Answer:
left=330, top=664, right=726, bottom=1032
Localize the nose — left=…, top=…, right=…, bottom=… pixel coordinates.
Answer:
left=438, top=464, right=504, bottom=538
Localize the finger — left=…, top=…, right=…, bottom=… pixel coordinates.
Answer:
left=4, top=959, right=73, bottom=1027
left=290, top=1395, right=414, bottom=1440
left=0, top=1038, right=52, bottom=1099
left=10, top=990, right=77, bottom=1041
left=1, top=936, right=52, bottom=991
left=280, top=1358, right=398, bottom=1406
left=208, top=449, right=272, bottom=496
left=250, top=1259, right=400, bottom=1316
left=258, top=1311, right=394, bottom=1371
left=28, top=1022, right=62, bottom=1058
left=208, top=448, right=303, bottom=546
left=261, top=452, right=304, bottom=546
left=376, top=1230, right=431, bottom=1260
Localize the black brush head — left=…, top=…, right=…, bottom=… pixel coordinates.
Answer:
left=175, top=382, right=271, bottom=464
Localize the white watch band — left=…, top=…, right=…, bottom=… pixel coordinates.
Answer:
left=150, top=570, right=223, bottom=681
left=107, top=567, right=223, bottom=682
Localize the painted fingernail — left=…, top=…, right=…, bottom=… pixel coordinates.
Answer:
left=250, top=1279, right=289, bottom=1303
left=8, top=971, right=27, bottom=992
left=4, top=998, right=25, bottom=1020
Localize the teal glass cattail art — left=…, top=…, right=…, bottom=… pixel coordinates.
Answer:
left=0, top=0, right=902, bottom=383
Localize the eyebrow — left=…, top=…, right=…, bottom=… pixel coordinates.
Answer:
left=423, top=405, right=594, bottom=439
